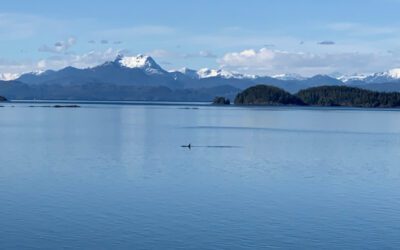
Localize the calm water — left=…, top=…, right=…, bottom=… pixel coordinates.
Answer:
left=1, top=103, right=400, bottom=249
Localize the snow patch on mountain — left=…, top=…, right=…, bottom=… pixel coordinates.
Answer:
left=117, top=54, right=165, bottom=74
left=177, top=67, right=199, bottom=79
left=336, top=73, right=370, bottom=83
left=358, top=68, right=400, bottom=84
left=0, top=73, right=20, bottom=81
left=272, top=73, right=305, bottom=81
left=197, top=68, right=254, bottom=79
left=386, top=68, right=400, bottom=79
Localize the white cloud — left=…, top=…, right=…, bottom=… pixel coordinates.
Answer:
left=38, top=37, right=76, bottom=53
left=219, top=48, right=400, bottom=76
left=40, top=48, right=122, bottom=69
left=0, top=48, right=124, bottom=76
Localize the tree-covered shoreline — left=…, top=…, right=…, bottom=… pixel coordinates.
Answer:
left=234, top=85, right=400, bottom=108
left=234, top=85, right=305, bottom=106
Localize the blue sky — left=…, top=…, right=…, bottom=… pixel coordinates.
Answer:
left=1, top=0, right=400, bottom=77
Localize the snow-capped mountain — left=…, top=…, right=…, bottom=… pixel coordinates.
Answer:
left=335, top=68, right=400, bottom=84
left=174, top=67, right=200, bottom=79
left=0, top=73, right=20, bottom=81
left=388, top=68, right=400, bottom=78
left=272, top=73, right=306, bottom=81
left=170, top=67, right=255, bottom=80
left=336, top=73, right=370, bottom=83
left=362, top=68, right=400, bottom=84
left=199, top=68, right=256, bottom=79
left=6, top=54, right=400, bottom=102
left=116, top=54, right=167, bottom=75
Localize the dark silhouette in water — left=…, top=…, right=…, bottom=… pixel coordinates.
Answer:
left=181, top=144, right=191, bottom=149
left=181, top=144, right=241, bottom=149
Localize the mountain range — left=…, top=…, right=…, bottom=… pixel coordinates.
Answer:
left=1, top=54, right=400, bottom=101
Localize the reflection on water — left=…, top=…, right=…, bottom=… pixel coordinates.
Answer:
left=1, top=103, right=400, bottom=249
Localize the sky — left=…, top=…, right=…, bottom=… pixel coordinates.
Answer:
left=1, top=0, right=400, bottom=78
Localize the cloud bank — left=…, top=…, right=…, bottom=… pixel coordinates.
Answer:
left=219, top=48, right=400, bottom=76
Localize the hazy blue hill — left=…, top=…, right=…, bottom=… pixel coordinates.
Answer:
left=0, top=81, right=33, bottom=100
left=304, top=75, right=343, bottom=86
left=234, top=85, right=305, bottom=105
left=252, top=75, right=343, bottom=93
left=0, top=80, right=239, bottom=101
left=296, top=85, right=400, bottom=107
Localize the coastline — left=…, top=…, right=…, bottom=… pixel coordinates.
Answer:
left=2, top=100, right=400, bottom=111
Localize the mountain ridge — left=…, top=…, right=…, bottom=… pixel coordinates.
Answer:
left=1, top=54, right=400, bottom=101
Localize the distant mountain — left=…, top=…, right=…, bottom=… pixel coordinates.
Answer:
left=117, top=54, right=167, bottom=75
left=0, top=73, right=20, bottom=81
left=339, top=69, right=400, bottom=92
left=272, top=73, right=306, bottom=81
left=336, top=73, right=369, bottom=83
left=361, top=69, right=400, bottom=84
left=339, top=69, right=400, bottom=85
left=169, top=67, right=255, bottom=80
left=2, top=54, right=400, bottom=101
left=17, top=55, right=181, bottom=89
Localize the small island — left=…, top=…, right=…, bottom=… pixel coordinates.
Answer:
left=212, top=96, right=230, bottom=105
left=234, top=85, right=400, bottom=108
left=0, top=96, right=7, bottom=102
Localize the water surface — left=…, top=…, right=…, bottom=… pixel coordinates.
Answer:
left=1, top=103, right=400, bottom=249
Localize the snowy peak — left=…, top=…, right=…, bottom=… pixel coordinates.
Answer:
left=196, top=68, right=253, bottom=79
left=177, top=67, right=199, bottom=79
left=116, top=54, right=166, bottom=74
left=0, top=73, right=20, bottom=81
left=197, top=68, right=223, bottom=78
left=386, top=68, right=400, bottom=79
left=272, top=73, right=305, bottom=81
left=336, top=73, right=370, bottom=83
left=360, top=68, right=400, bottom=84
left=172, top=67, right=254, bottom=79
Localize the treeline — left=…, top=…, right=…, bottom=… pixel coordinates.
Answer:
left=297, top=86, right=400, bottom=107
left=234, top=85, right=305, bottom=105
left=234, top=85, right=400, bottom=108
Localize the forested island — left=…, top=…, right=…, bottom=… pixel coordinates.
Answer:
left=234, top=85, right=400, bottom=108
left=234, top=85, right=305, bottom=106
